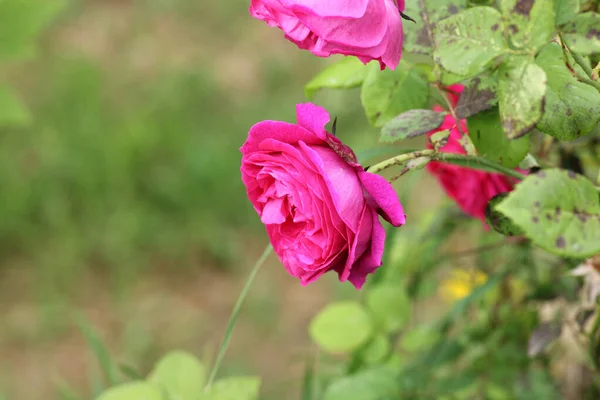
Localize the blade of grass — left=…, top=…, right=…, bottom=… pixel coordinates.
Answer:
left=76, top=315, right=121, bottom=387
left=204, top=244, right=273, bottom=390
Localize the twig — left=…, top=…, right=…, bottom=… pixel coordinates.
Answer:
left=435, top=153, right=526, bottom=180
left=368, top=149, right=435, bottom=173
left=559, top=33, right=600, bottom=93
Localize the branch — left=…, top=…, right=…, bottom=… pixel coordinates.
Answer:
left=559, top=33, right=600, bottom=93
left=435, top=153, right=526, bottom=180
left=368, top=149, right=435, bottom=173
left=368, top=149, right=526, bottom=180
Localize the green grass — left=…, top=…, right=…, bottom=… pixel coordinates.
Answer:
left=0, top=1, right=376, bottom=398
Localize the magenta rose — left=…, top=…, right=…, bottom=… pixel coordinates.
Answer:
left=249, top=0, right=405, bottom=70
left=241, top=103, right=405, bottom=288
left=426, top=85, right=519, bottom=223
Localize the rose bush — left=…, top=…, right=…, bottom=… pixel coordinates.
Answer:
left=240, top=102, right=405, bottom=288
left=249, top=0, right=405, bottom=70
left=426, top=85, right=518, bottom=223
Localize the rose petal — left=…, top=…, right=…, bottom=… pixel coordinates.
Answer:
left=281, top=0, right=370, bottom=18
left=337, top=205, right=372, bottom=282
left=295, top=103, right=330, bottom=140
left=348, top=208, right=386, bottom=288
left=301, top=143, right=365, bottom=231
left=261, top=197, right=287, bottom=224
left=241, top=120, right=323, bottom=156
left=358, top=171, right=406, bottom=226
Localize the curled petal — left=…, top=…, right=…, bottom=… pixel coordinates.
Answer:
left=358, top=171, right=406, bottom=226
left=348, top=208, right=386, bottom=289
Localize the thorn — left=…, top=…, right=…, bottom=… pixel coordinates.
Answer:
left=399, top=11, right=416, bottom=23
left=364, top=165, right=370, bottom=171
left=332, top=116, right=338, bottom=136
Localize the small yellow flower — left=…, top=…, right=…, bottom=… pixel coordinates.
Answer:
left=439, top=269, right=488, bottom=302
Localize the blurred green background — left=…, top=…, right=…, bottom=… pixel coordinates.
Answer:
left=1, top=1, right=437, bottom=399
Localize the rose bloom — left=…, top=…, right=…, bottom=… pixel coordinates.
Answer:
left=426, top=85, right=518, bottom=223
left=241, top=103, right=405, bottom=288
left=249, top=0, right=405, bottom=70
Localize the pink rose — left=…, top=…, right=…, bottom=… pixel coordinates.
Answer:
left=241, top=103, right=405, bottom=288
left=249, top=0, right=405, bottom=70
left=426, top=86, right=517, bottom=223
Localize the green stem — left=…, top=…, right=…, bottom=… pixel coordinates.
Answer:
left=560, top=34, right=600, bottom=92
left=369, top=149, right=525, bottom=180
left=436, top=153, right=526, bottom=180
left=559, top=33, right=592, bottom=76
left=579, top=76, right=600, bottom=92
left=368, top=149, right=435, bottom=174
left=205, top=244, right=273, bottom=390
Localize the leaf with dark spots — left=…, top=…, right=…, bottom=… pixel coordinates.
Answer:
left=456, top=75, right=498, bottom=118
left=535, top=43, right=600, bottom=140
left=561, top=12, right=600, bottom=55
left=497, top=168, right=600, bottom=258
left=434, top=7, right=508, bottom=77
left=403, top=0, right=467, bottom=55
left=514, top=0, right=534, bottom=15
left=586, top=28, right=600, bottom=40
left=485, top=193, right=524, bottom=236
left=498, top=56, right=546, bottom=139
left=500, top=0, right=554, bottom=50
left=380, top=109, right=446, bottom=143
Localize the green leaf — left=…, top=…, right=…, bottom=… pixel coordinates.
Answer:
left=485, top=193, right=525, bottom=236
left=400, top=325, right=440, bottom=352
left=497, top=168, right=600, bottom=258
left=535, top=43, right=600, bottom=140
left=455, top=75, right=498, bottom=119
left=500, top=0, right=555, bottom=50
left=380, top=109, right=446, bottom=143
left=360, top=335, right=391, bottom=365
left=360, top=61, right=428, bottom=127
left=148, top=351, right=206, bottom=400
left=0, top=0, right=67, bottom=60
left=433, top=7, right=507, bottom=77
left=204, top=377, right=261, bottom=400
left=77, top=316, right=121, bottom=387
left=365, top=284, right=411, bottom=333
left=95, top=382, right=164, bottom=400
left=561, top=12, right=600, bottom=55
left=0, top=84, right=31, bottom=125
left=498, top=56, right=546, bottom=139
left=309, top=301, right=373, bottom=354
left=324, top=367, right=401, bottom=400
left=554, top=0, right=579, bottom=26
left=468, top=108, right=530, bottom=168
left=402, top=0, right=467, bottom=55
left=430, top=129, right=451, bottom=151
left=304, top=57, right=369, bottom=100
